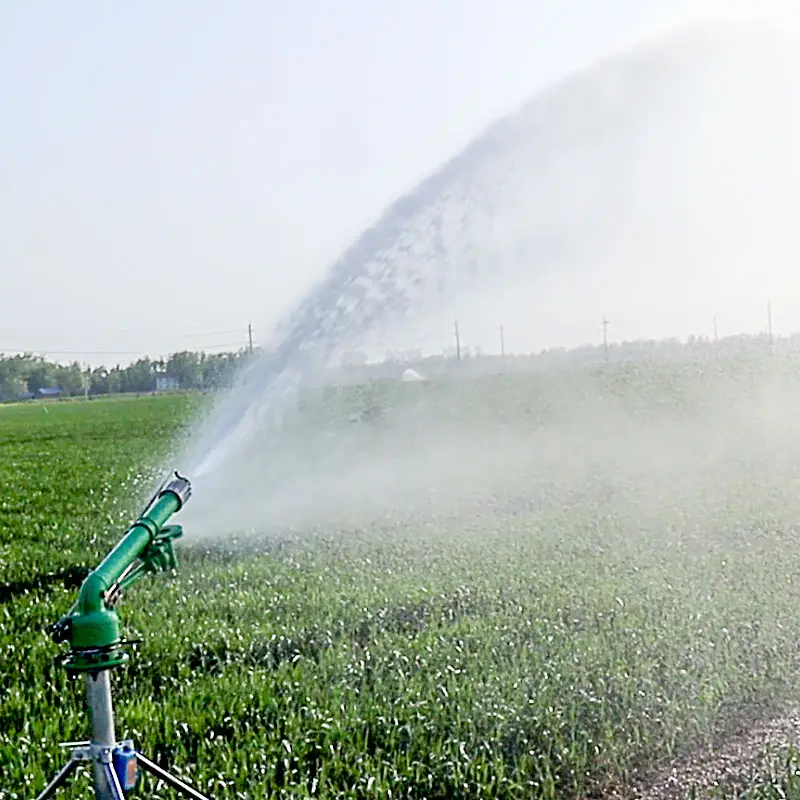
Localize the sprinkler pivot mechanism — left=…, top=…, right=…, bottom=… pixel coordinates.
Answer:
left=36, top=471, right=215, bottom=800
left=51, top=471, right=191, bottom=672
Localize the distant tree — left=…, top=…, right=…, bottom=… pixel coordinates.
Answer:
left=54, top=362, right=86, bottom=396
left=201, top=352, right=239, bottom=389
left=121, top=358, right=156, bottom=393
left=167, top=351, right=202, bottom=389
left=25, top=359, right=57, bottom=394
left=89, top=367, right=110, bottom=395
left=106, top=367, right=123, bottom=395
left=0, top=355, right=27, bottom=398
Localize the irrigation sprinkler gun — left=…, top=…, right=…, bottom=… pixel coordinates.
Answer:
left=36, top=472, right=215, bottom=800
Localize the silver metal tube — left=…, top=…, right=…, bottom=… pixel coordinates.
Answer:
left=158, top=472, right=192, bottom=509
left=136, top=752, right=215, bottom=800
left=86, top=671, right=117, bottom=800
left=102, top=760, right=126, bottom=800
left=34, top=758, right=80, bottom=800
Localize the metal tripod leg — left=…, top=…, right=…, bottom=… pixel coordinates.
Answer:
left=34, top=758, right=81, bottom=800
left=100, top=758, right=126, bottom=800
left=135, top=752, right=215, bottom=800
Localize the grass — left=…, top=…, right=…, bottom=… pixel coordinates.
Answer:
left=4, top=363, right=800, bottom=798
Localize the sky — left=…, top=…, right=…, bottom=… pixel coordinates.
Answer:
left=0, top=0, right=793, bottom=365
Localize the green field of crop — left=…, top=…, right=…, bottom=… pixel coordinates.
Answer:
left=5, top=364, right=800, bottom=799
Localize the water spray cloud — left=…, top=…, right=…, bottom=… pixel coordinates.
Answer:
left=178, top=17, right=800, bottom=536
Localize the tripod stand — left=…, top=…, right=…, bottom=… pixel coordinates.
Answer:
left=36, top=670, right=213, bottom=800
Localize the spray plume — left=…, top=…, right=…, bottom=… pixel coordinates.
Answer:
left=176, top=14, right=800, bottom=539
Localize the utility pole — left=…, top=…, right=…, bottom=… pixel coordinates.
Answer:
left=713, top=316, right=718, bottom=342
left=499, top=324, right=506, bottom=373
left=602, top=316, right=610, bottom=361
left=767, top=302, right=773, bottom=347
left=454, top=319, right=461, bottom=361
left=248, top=323, right=254, bottom=355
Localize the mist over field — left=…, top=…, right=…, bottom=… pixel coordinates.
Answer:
left=179, top=358, right=800, bottom=551
left=180, top=14, right=800, bottom=546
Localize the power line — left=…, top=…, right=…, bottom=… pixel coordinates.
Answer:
left=182, top=329, right=243, bottom=339
left=198, top=341, right=251, bottom=352
left=0, top=325, right=247, bottom=348
left=0, top=348, right=147, bottom=356
left=0, top=323, right=255, bottom=358
left=0, top=341, right=250, bottom=357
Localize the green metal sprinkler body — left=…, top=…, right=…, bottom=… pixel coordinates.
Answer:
left=50, top=472, right=191, bottom=672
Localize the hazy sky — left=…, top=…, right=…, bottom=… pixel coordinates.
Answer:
left=0, top=0, right=788, bottom=364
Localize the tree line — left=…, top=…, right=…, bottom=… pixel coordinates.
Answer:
left=4, top=328, right=793, bottom=402
left=0, top=349, right=257, bottom=401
